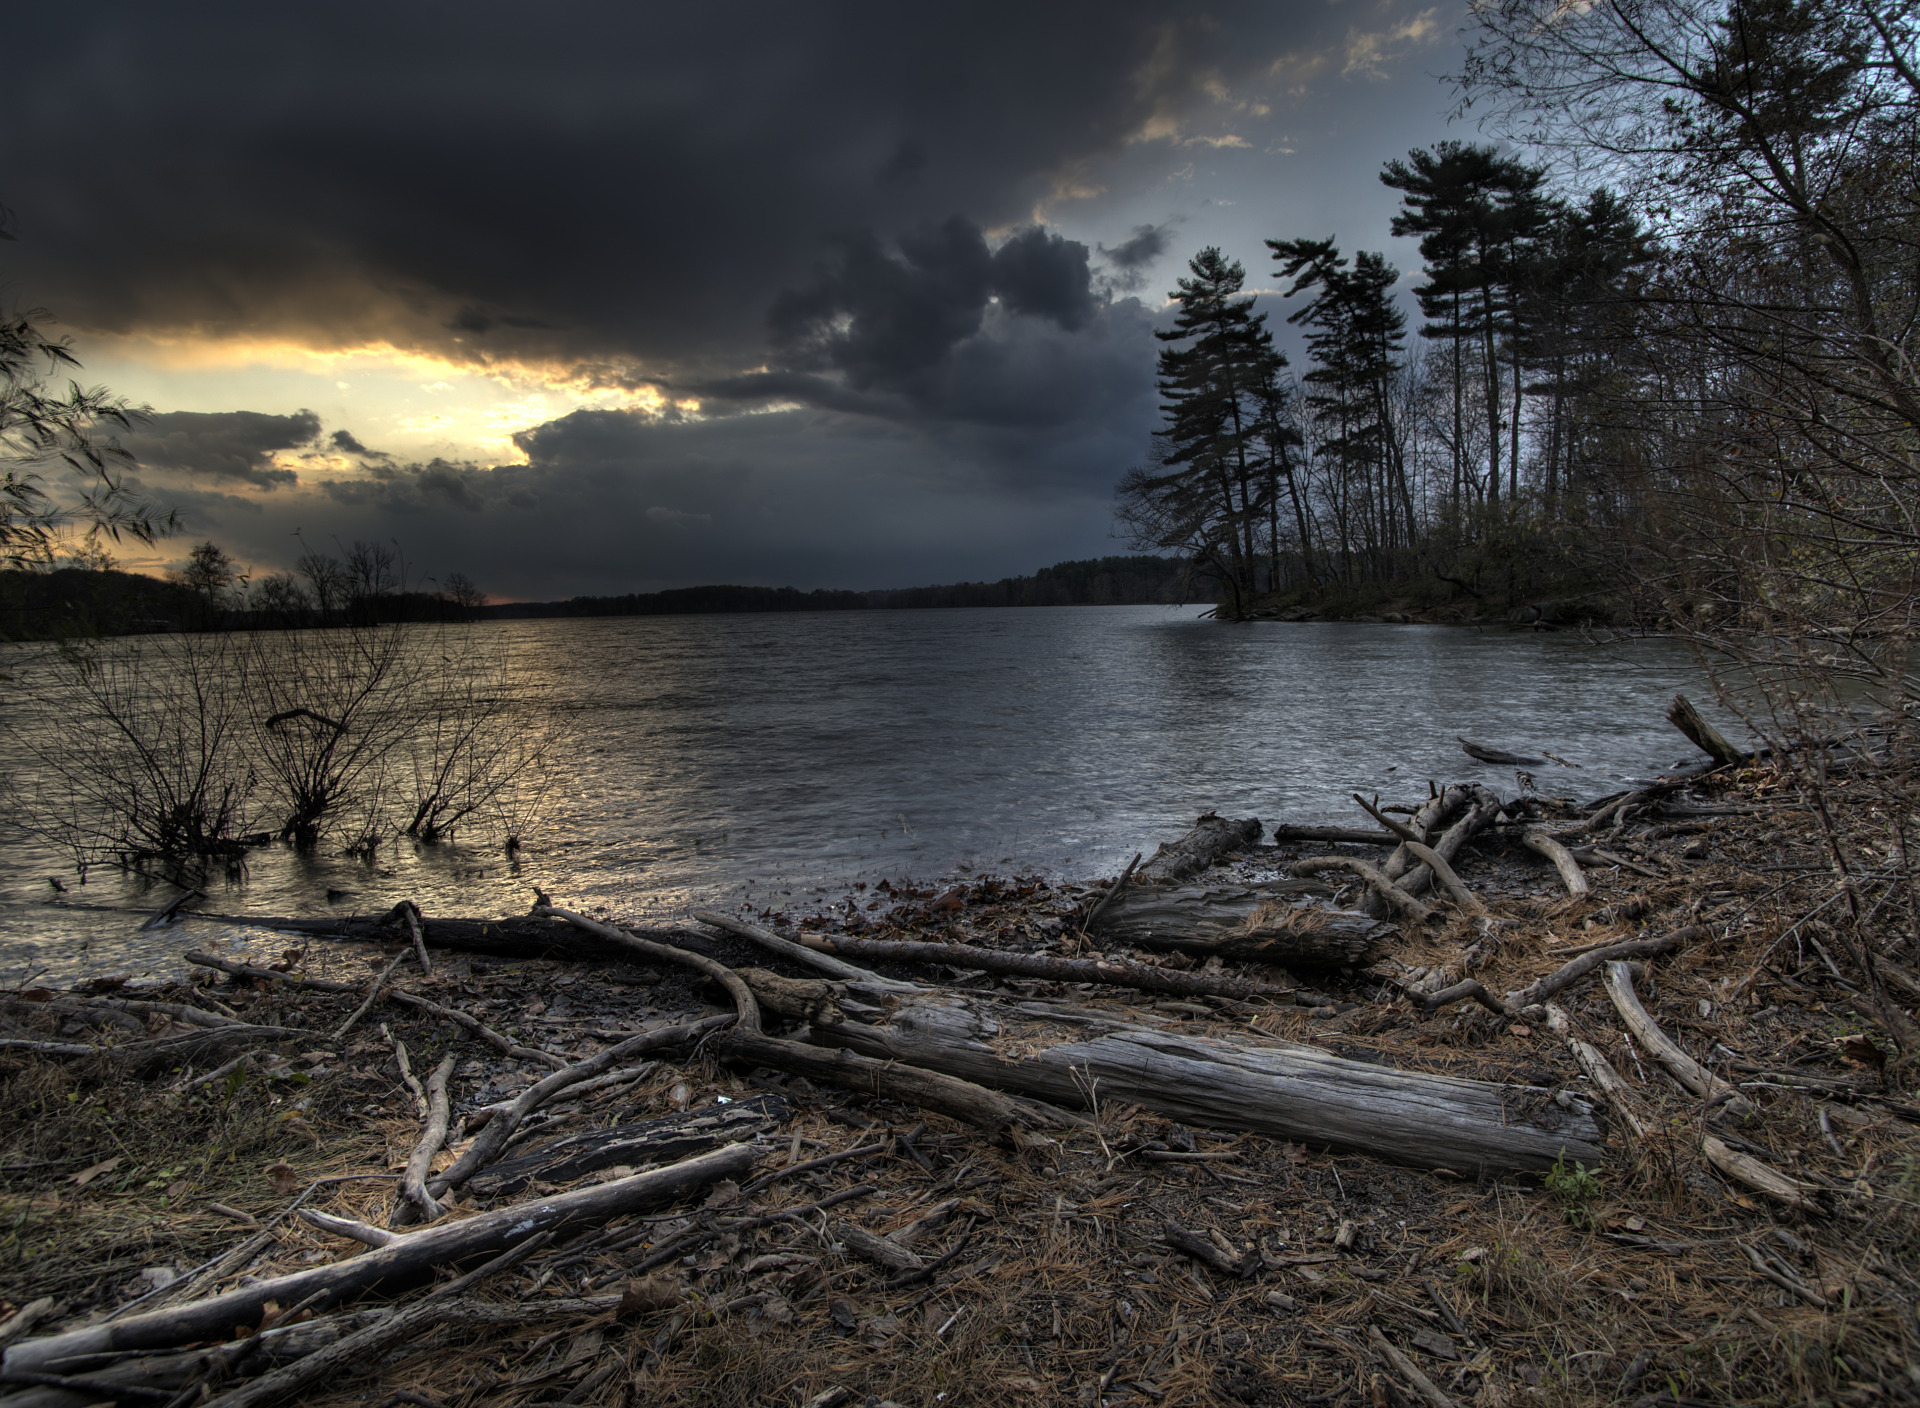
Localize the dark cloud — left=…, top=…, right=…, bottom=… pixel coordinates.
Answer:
left=767, top=218, right=1102, bottom=397
left=1098, top=223, right=1176, bottom=292
left=1, top=0, right=1462, bottom=593
left=0, top=2, right=1431, bottom=370
left=123, top=409, right=320, bottom=489
left=990, top=227, right=1098, bottom=330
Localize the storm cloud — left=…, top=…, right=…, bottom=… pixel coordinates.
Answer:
left=3, top=0, right=1465, bottom=593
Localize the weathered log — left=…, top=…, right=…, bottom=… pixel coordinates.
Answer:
left=1520, top=831, right=1590, bottom=898
left=1268, top=824, right=1400, bottom=846
left=200, top=1234, right=552, bottom=1408
left=387, top=989, right=567, bottom=1068
left=1666, top=693, right=1749, bottom=767
left=1601, top=961, right=1757, bottom=1121
left=0, top=1024, right=310, bottom=1073
left=1378, top=787, right=1471, bottom=885
left=1545, top=1004, right=1649, bottom=1139
left=0, top=1313, right=390, bottom=1408
left=467, top=1094, right=788, bottom=1198
left=1, top=1144, right=757, bottom=1378
left=1137, top=814, right=1262, bottom=884
left=1092, top=883, right=1396, bottom=966
left=803, top=932, right=1295, bottom=1001
left=189, top=911, right=709, bottom=964
left=1387, top=788, right=1502, bottom=907
left=832, top=1220, right=923, bottom=1273
left=1460, top=739, right=1547, bottom=767
left=183, top=952, right=357, bottom=993
left=810, top=993, right=1602, bottom=1172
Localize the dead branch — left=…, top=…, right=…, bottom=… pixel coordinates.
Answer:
left=2, top=1145, right=757, bottom=1378
left=1521, top=830, right=1590, bottom=897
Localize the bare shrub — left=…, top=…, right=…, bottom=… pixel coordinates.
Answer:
left=5, top=633, right=260, bottom=878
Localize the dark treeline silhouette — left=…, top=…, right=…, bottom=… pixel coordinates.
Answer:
left=489, top=555, right=1207, bottom=620
left=1, top=554, right=1208, bottom=639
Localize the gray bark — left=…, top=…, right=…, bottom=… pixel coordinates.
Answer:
left=1091, top=883, right=1395, bottom=969
left=467, top=1094, right=788, bottom=1198
left=1136, top=814, right=1263, bottom=884
left=811, top=994, right=1602, bottom=1173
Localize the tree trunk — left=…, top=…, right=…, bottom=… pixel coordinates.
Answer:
left=1664, top=693, right=1748, bottom=767
left=811, top=993, right=1602, bottom=1173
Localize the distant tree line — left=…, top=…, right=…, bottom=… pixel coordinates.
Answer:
left=490, top=555, right=1209, bottom=620
left=1, top=553, right=1208, bottom=640
left=1119, top=0, right=1917, bottom=628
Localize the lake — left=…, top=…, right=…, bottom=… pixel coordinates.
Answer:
left=0, top=606, right=1728, bottom=981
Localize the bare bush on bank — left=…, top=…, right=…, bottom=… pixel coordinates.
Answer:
left=3, top=620, right=564, bottom=880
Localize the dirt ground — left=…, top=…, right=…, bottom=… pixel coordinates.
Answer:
left=2, top=761, right=1917, bottom=1408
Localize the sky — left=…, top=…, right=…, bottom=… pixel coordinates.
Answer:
left=5, top=1, right=1481, bottom=600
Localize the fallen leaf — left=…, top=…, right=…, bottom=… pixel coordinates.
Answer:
left=1508, top=1024, right=1533, bottom=1038
left=263, top=1161, right=300, bottom=1196
left=617, top=1274, right=682, bottom=1316
left=1840, top=1034, right=1886, bottom=1069
left=166, top=1180, right=192, bottom=1200
left=1278, top=1143, right=1309, bottom=1166
left=702, top=1179, right=741, bottom=1210
left=68, top=1157, right=122, bottom=1187
left=1000, top=1378, right=1046, bottom=1394
left=1457, top=1245, right=1488, bottom=1263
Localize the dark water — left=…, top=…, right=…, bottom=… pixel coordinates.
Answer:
left=0, top=607, right=1730, bottom=982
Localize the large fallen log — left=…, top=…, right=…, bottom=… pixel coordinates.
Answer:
left=1086, top=883, right=1394, bottom=968
left=187, top=910, right=709, bottom=964
left=1136, top=814, right=1263, bottom=884
left=809, top=992, right=1603, bottom=1173
left=1, top=1143, right=757, bottom=1378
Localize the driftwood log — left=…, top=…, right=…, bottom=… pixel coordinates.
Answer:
left=1601, top=961, right=1757, bottom=1121
left=1137, top=814, right=1263, bottom=884
left=2, top=1144, right=757, bottom=1378
left=1521, top=831, right=1591, bottom=897
left=1267, top=824, right=1400, bottom=846
left=188, top=911, right=709, bottom=964
left=1666, top=693, right=1749, bottom=767
left=1087, top=884, right=1393, bottom=968
left=1460, top=739, right=1547, bottom=767
left=809, top=992, right=1602, bottom=1173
